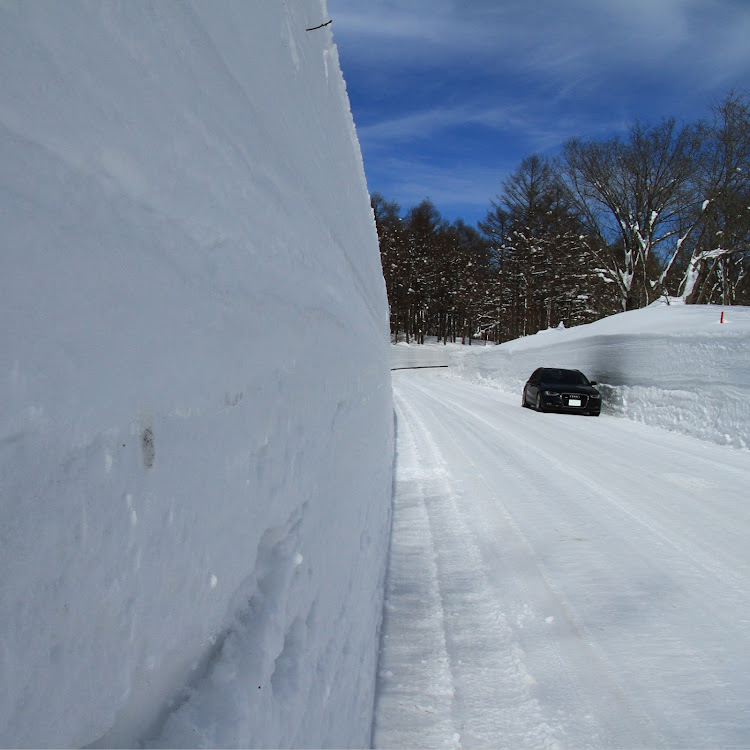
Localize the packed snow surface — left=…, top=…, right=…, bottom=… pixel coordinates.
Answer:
left=0, top=2, right=392, bottom=747
left=378, top=318, right=750, bottom=745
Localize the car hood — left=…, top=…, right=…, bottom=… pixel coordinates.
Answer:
left=539, top=382, right=599, bottom=395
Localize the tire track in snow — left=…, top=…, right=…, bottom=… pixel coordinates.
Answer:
left=374, top=386, right=563, bottom=748
left=372, top=389, right=458, bottom=749
left=431, top=375, right=749, bottom=596
left=393, top=370, right=750, bottom=747
left=401, top=375, right=666, bottom=747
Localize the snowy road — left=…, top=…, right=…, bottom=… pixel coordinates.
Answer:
left=373, top=369, right=750, bottom=749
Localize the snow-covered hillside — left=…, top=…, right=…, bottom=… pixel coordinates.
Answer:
left=0, top=3, right=392, bottom=747
left=451, top=302, right=750, bottom=449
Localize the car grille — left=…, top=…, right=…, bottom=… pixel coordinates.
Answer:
left=562, top=393, right=588, bottom=407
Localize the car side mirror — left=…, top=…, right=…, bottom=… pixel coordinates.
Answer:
left=590, top=381, right=598, bottom=386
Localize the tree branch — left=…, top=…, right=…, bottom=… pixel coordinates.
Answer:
left=306, top=20, right=332, bottom=31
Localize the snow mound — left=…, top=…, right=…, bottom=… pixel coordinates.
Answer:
left=452, top=304, right=750, bottom=449
left=0, top=2, right=392, bottom=747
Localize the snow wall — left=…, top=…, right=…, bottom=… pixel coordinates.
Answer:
left=0, top=3, right=393, bottom=747
left=451, top=304, right=750, bottom=450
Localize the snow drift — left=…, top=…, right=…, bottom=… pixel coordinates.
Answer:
left=451, top=303, right=750, bottom=450
left=0, top=2, right=392, bottom=747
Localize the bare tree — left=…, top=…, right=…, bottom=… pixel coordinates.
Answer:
left=678, top=91, right=750, bottom=304
left=563, top=119, right=702, bottom=310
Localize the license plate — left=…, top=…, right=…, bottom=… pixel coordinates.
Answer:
left=568, top=399, right=582, bottom=407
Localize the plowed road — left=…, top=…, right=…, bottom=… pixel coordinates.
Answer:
left=373, top=369, right=750, bottom=749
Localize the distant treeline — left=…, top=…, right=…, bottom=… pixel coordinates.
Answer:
left=373, top=90, right=750, bottom=344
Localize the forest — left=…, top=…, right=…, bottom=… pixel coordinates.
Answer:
left=374, top=91, right=750, bottom=344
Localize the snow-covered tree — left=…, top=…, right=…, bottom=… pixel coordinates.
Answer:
left=480, top=155, right=617, bottom=340
left=372, top=195, right=492, bottom=343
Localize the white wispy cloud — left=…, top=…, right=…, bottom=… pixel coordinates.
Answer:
left=356, top=103, right=527, bottom=146
left=356, top=99, right=628, bottom=158
left=327, top=0, right=750, bottom=222
left=330, top=0, right=750, bottom=98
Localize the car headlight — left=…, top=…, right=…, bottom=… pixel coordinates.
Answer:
left=543, top=391, right=560, bottom=397
left=589, top=394, right=601, bottom=400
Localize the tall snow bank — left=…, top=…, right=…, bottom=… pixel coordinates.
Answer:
left=0, top=2, right=392, bottom=747
left=452, top=304, right=750, bottom=449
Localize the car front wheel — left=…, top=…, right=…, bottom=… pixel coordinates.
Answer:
left=535, top=392, right=544, bottom=412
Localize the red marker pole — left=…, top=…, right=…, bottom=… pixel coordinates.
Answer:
left=720, top=310, right=725, bottom=324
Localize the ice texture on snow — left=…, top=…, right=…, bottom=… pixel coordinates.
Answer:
left=0, top=2, right=392, bottom=747
left=451, top=303, right=750, bottom=449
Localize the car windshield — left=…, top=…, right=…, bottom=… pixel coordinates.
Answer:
left=541, top=369, right=588, bottom=386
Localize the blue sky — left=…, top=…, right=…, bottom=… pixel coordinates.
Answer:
left=325, top=0, right=750, bottom=227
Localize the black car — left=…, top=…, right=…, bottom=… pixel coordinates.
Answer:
left=522, top=367, right=601, bottom=416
